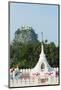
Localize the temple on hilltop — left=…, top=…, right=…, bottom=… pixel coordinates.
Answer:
left=31, top=32, right=54, bottom=75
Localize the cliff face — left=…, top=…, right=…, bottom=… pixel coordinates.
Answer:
left=14, top=26, right=38, bottom=43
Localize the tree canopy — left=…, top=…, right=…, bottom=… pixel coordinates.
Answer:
left=10, top=26, right=59, bottom=69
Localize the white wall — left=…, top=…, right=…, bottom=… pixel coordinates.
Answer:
left=0, top=0, right=61, bottom=90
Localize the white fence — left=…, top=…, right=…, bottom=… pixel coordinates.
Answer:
left=10, top=68, right=59, bottom=87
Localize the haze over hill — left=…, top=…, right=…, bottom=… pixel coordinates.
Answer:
left=14, top=26, right=38, bottom=43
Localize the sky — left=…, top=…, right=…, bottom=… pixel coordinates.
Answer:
left=10, top=2, right=58, bottom=46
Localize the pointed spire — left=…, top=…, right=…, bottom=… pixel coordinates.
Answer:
left=41, top=32, right=43, bottom=43
left=41, top=44, right=44, bottom=53
left=41, top=32, right=44, bottom=54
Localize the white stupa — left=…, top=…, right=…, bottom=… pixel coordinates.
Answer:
left=31, top=32, right=54, bottom=74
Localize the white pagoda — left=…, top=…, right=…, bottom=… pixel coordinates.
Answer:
left=31, top=32, right=54, bottom=75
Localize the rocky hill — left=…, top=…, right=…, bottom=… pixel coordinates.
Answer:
left=14, top=26, right=38, bottom=43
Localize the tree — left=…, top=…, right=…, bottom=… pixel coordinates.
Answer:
left=10, top=26, right=59, bottom=68
left=45, top=39, right=48, bottom=44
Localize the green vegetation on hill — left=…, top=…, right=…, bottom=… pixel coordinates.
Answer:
left=10, top=26, right=59, bottom=69
left=14, top=26, right=38, bottom=43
